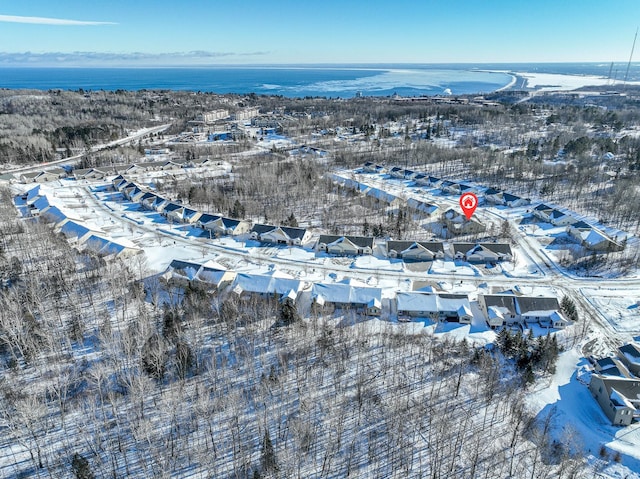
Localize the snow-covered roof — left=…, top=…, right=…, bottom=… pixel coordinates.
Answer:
left=610, top=388, right=636, bottom=410
left=312, top=282, right=382, bottom=306
left=232, top=273, right=302, bottom=296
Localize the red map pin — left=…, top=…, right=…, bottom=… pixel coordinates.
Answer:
left=459, top=192, right=478, bottom=220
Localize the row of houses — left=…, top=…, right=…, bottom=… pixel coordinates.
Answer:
left=117, top=176, right=513, bottom=263
left=20, top=186, right=141, bottom=258
left=17, top=157, right=220, bottom=184
left=363, top=162, right=531, bottom=207
left=362, top=163, right=624, bottom=252
left=533, top=204, right=624, bottom=252
left=478, top=293, right=570, bottom=329
left=163, top=258, right=568, bottom=329
left=589, top=343, right=640, bottom=426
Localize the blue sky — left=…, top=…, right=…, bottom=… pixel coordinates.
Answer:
left=1, top=0, right=639, bottom=65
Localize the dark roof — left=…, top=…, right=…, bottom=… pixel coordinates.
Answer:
left=571, top=220, right=592, bottom=229
left=503, top=192, right=523, bottom=203
left=534, top=203, right=553, bottom=211
left=484, top=187, right=501, bottom=196
left=387, top=241, right=445, bottom=254
left=318, top=235, right=374, bottom=248
left=250, top=223, right=276, bottom=234
left=619, top=343, right=640, bottom=360
left=221, top=217, right=243, bottom=229
left=140, top=192, right=156, bottom=202
left=482, top=295, right=517, bottom=315
left=280, top=226, right=307, bottom=240
left=198, top=213, right=221, bottom=224
left=168, top=259, right=201, bottom=271
left=483, top=243, right=513, bottom=256
left=452, top=243, right=476, bottom=255
left=516, top=296, right=560, bottom=314
left=163, top=202, right=182, bottom=213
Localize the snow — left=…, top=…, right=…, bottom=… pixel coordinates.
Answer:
left=527, top=348, right=640, bottom=477
left=515, top=71, right=640, bottom=92
left=582, top=288, right=640, bottom=333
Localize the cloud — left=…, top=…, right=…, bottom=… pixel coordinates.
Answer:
left=0, top=51, right=271, bottom=66
left=0, top=14, right=116, bottom=26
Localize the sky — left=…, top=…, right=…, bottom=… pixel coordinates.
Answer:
left=1, top=0, right=640, bottom=66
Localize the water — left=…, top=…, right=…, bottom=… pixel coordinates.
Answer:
left=0, top=63, right=639, bottom=97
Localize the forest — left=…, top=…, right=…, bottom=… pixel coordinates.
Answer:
left=1, top=87, right=639, bottom=477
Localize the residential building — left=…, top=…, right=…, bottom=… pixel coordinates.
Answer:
left=317, top=235, right=374, bottom=256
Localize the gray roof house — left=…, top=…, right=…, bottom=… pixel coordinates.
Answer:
left=317, top=235, right=375, bottom=256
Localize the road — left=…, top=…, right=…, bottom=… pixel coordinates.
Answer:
left=2, top=124, right=172, bottom=176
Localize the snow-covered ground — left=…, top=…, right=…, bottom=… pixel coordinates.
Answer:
left=527, top=348, right=640, bottom=478
left=11, top=166, right=640, bottom=478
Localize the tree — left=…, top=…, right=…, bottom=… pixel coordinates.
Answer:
left=230, top=199, right=245, bottom=219
left=141, top=333, right=169, bottom=381
left=261, top=430, right=278, bottom=473
left=362, top=218, right=370, bottom=236
left=560, top=295, right=579, bottom=323
left=284, top=212, right=298, bottom=228
left=71, top=453, right=94, bottom=479
left=279, top=298, right=300, bottom=325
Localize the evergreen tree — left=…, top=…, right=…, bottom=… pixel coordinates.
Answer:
left=362, top=218, right=370, bottom=236
left=261, top=430, right=278, bottom=473
left=279, top=298, right=300, bottom=325
left=71, top=453, right=94, bottom=479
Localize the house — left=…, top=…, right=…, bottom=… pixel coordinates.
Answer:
left=483, top=188, right=504, bottom=204
left=592, top=357, right=633, bottom=378
left=532, top=204, right=554, bottom=222
left=162, top=259, right=236, bottom=290
left=396, top=292, right=472, bottom=323
left=199, top=216, right=252, bottom=237
left=389, top=166, right=404, bottom=179
left=484, top=189, right=530, bottom=207
left=161, top=202, right=183, bottom=219
left=618, top=343, right=640, bottom=377
left=413, top=173, right=428, bottom=185
left=478, top=293, right=569, bottom=328
left=230, top=271, right=304, bottom=301
left=139, top=192, right=160, bottom=210
left=56, top=219, right=101, bottom=245
left=440, top=180, right=461, bottom=195
left=317, top=235, right=374, bottom=256
left=195, top=260, right=237, bottom=290
left=386, top=241, right=445, bottom=261
left=162, top=259, right=202, bottom=286
left=452, top=243, right=513, bottom=263
left=533, top=204, right=577, bottom=226
left=516, top=296, right=569, bottom=328
left=365, top=187, right=403, bottom=209
left=311, top=282, right=382, bottom=316
left=250, top=224, right=310, bottom=246
left=567, top=221, right=624, bottom=252
left=478, top=294, right=518, bottom=327
left=589, top=375, right=640, bottom=426
left=73, top=167, right=112, bottom=180
left=362, top=162, right=384, bottom=174
left=81, top=234, right=141, bottom=258
left=442, top=208, right=486, bottom=236
left=39, top=205, right=68, bottom=226
left=427, top=176, right=442, bottom=187
left=406, top=198, right=439, bottom=217
left=19, top=168, right=66, bottom=183
left=503, top=193, right=530, bottom=207
left=112, top=175, right=127, bottom=189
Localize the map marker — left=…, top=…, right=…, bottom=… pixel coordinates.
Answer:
left=459, top=192, right=478, bottom=220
